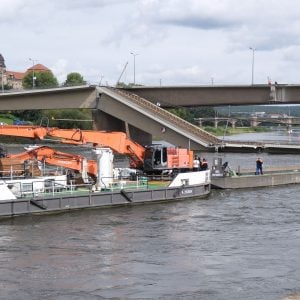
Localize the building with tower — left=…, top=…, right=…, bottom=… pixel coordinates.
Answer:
left=0, top=54, right=51, bottom=90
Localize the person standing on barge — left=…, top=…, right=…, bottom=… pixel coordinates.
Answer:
left=255, top=157, right=263, bottom=175
left=200, top=158, right=208, bottom=170
left=193, top=156, right=200, bottom=171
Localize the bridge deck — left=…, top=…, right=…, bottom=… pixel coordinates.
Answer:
left=219, top=140, right=300, bottom=153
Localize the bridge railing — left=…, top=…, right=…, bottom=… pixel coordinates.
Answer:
left=111, top=88, right=220, bottom=145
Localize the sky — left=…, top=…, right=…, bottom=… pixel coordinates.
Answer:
left=1, top=0, right=300, bottom=86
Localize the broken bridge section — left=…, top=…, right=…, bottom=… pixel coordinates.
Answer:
left=94, top=86, right=220, bottom=150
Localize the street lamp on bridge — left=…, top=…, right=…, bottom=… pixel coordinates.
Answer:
left=249, top=47, right=256, bottom=85
left=29, top=58, right=38, bottom=89
left=130, top=52, right=138, bottom=85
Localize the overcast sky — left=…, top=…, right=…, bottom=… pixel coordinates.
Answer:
left=1, top=0, right=300, bottom=86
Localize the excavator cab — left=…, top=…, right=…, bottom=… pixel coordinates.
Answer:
left=143, top=144, right=193, bottom=175
left=143, top=145, right=168, bottom=174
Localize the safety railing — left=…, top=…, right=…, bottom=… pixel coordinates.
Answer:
left=108, top=87, right=220, bottom=146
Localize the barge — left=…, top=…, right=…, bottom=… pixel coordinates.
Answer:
left=0, top=148, right=211, bottom=218
left=211, top=171, right=300, bottom=189
left=0, top=171, right=211, bottom=218
left=211, top=157, right=300, bottom=189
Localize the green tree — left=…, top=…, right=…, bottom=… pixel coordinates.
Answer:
left=43, top=109, right=93, bottom=130
left=116, top=82, right=144, bottom=88
left=167, top=107, right=216, bottom=124
left=168, top=107, right=195, bottom=123
left=13, top=110, right=43, bottom=123
left=116, top=81, right=128, bottom=88
left=22, top=71, right=58, bottom=89
left=64, top=72, right=86, bottom=86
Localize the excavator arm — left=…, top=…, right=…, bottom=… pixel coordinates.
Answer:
left=0, top=125, right=145, bottom=168
left=7, top=146, right=98, bottom=178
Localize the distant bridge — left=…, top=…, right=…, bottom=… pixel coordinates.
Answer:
left=195, top=116, right=300, bottom=128
left=1, top=84, right=300, bottom=110
left=125, top=84, right=300, bottom=106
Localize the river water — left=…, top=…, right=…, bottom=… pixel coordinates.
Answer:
left=0, top=131, right=299, bottom=299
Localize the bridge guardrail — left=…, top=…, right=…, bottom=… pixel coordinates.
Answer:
left=100, top=87, right=300, bottom=152
left=110, top=88, right=220, bottom=146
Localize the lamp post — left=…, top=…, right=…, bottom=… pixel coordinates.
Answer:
left=1, top=68, right=4, bottom=93
left=130, top=52, right=138, bottom=85
left=0, top=55, right=5, bottom=93
left=99, top=75, right=104, bottom=86
left=249, top=47, right=256, bottom=85
left=29, top=58, right=37, bottom=88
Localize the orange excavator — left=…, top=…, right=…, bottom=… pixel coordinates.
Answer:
left=0, top=125, right=194, bottom=174
left=4, top=145, right=98, bottom=179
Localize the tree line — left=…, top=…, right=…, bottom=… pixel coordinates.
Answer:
left=4, top=72, right=92, bottom=129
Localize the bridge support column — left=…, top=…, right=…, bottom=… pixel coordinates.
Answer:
left=214, top=119, right=218, bottom=128
left=231, top=120, right=237, bottom=128
left=92, top=110, right=152, bottom=146
left=250, top=118, right=259, bottom=127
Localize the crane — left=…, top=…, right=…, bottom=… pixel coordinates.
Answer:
left=0, top=125, right=194, bottom=174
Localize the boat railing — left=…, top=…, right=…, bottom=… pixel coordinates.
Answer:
left=100, top=173, right=175, bottom=191
left=99, top=174, right=149, bottom=191
left=236, top=165, right=300, bottom=175
left=10, top=175, right=151, bottom=198
left=0, top=162, right=67, bottom=180
left=218, top=164, right=300, bottom=178
left=8, top=172, right=188, bottom=199
left=7, top=178, right=91, bottom=199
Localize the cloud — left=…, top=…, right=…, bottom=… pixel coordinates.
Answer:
left=2, top=0, right=300, bottom=86
left=0, top=0, right=29, bottom=23
left=111, top=0, right=300, bottom=52
left=51, top=59, right=68, bottom=84
left=140, top=65, right=210, bottom=86
left=56, top=0, right=133, bottom=10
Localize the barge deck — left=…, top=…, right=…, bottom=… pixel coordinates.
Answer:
left=211, top=166, right=300, bottom=189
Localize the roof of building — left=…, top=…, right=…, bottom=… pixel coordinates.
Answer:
left=27, top=63, right=50, bottom=72
left=6, top=70, right=25, bottom=80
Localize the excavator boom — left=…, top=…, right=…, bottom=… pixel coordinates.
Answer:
left=0, top=125, right=145, bottom=168
left=4, top=146, right=97, bottom=177
left=0, top=125, right=194, bottom=173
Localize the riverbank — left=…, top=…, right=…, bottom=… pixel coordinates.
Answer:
left=204, top=126, right=269, bottom=136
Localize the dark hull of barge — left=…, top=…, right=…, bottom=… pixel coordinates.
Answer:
left=0, top=183, right=210, bottom=218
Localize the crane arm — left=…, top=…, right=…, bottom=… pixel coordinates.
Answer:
left=46, top=129, right=145, bottom=168
left=0, top=125, right=146, bottom=168
left=0, top=125, right=48, bottom=139
left=7, top=146, right=98, bottom=177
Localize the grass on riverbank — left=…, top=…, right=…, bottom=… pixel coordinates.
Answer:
left=0, top=114, right=15, bottom=125
left=204, top=126, right=269, bottom=136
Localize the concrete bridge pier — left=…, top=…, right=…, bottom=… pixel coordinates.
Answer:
left=250, top=117, right=259, bottom=127
left=231, top=119, right=237, bottom=128
left=214, top=119, right=218, bottom=128
left=92, top=110, right=152, bottom=146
